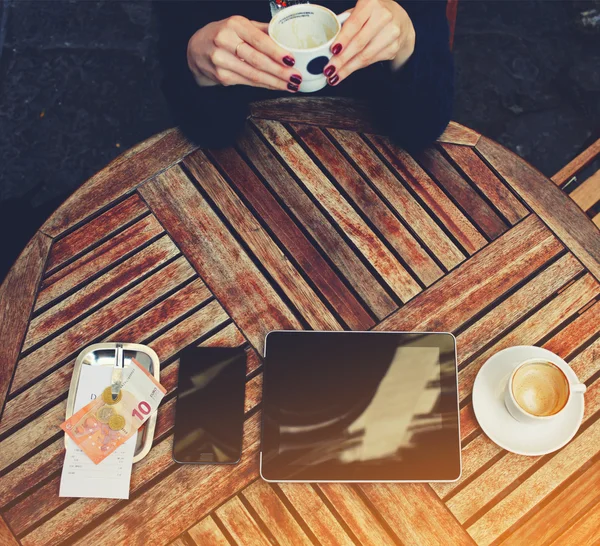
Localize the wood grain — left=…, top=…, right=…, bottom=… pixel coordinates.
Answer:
left=551, top=137, right=600, bottom=186
left=237, top=124, right=396, bottom=319
left=250, top=97, right=378, bottom=132
left=0, top=516, right=18, bottom=546
left=376, top=215, right=562, bottom=333
left=0, top=231, right=51, bottom=416
left=477, top=136, right=600, bottom=282
left=366, top=134, right=488, bottom=255
left=46, top=194, right=148, bottom=274
left=36, top=215, right=165, bottom=311
left=209, top=146, right=373, bottom=330
left=418, top=147, right=508, bottom=240
left=215, top=496, right=272, bottom=546
left=467, top=416, right=600, bottom=546
left=500, top=459, right=600, bottom=546
left=324, top=127, right=463, bottom=272
left=253, top=119, right=421, bottom=303
left=188, top=517, right=231, bottom=546
left=184, top=150, right=341, bottom=330
left=548, top=495, right=600, bottom=546
left=361, top=483, right=476, bottom=545
left=440, top=143, right=529, bottom=225
left=12, top=256, right=195, bottom=393
left=437, top=122, right=481, bottom=146
left=242, top=480, right=312, bottom=546
left=25, top=236, right=180, bottom=351
left=318, top=484, right=395, bottom=546
left=569, top=169, right=600, bottom=212
left=140, top=166, right=300, bottom=353
left=41, top=128, right=197, bottom=237
left=293, top=124, right=445, bottom=283
left=278, top=483, right=355, bottom=546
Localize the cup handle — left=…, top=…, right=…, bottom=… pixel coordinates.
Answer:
left=337, top=12, right=351, bottom=25
left=572, top=383, right=587, bottom=394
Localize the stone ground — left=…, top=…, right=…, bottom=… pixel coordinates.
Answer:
left=0, top=0, right=599, bottom=280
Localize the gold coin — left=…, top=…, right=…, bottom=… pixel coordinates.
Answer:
left=102, top=387, right=122, bottom=405
left=96, top=406, right=114, bottom=423
left=108, top=413, right=126, bottom=431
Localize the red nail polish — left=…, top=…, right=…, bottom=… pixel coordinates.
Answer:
left=283, top=56, right=295, bottom=66
left=287, top=82, right=299, bottom=92
left=324, top=65, right=335, bottom=77
left=328, top=74, right=339, bottom=85
left=290, top=74, right=302, bottom=85
left=332, top=43, right=342, bottom=55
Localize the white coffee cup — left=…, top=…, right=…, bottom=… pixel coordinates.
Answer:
left=269, top=4, right=350, bottom=93
left=504, top=357, right=586, bottom=424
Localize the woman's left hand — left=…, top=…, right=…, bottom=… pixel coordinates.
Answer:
left=323, top=0, right=415, bottom=86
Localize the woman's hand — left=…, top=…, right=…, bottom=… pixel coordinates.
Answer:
left=323, top=0, right=416, bottom=86
left=187, top=16, right=303, bottom=92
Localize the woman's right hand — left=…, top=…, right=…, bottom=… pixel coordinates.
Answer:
left=187, top=16, right=302, bottom=92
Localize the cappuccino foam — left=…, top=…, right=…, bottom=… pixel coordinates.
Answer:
left=512, top=361, right=569, bottom=417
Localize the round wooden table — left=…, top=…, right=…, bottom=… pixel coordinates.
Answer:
left=1, top=98, right=600, bottom=546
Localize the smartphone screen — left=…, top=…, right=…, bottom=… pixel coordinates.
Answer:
left=173, top=347, right=246, bottom=464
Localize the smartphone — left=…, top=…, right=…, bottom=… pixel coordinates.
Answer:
left=172, top=347, right=247, bottom=464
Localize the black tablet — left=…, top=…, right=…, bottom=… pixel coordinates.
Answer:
left=260, top=331, right=461, bottom=482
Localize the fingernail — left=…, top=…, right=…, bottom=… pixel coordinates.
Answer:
left=332, top=43, right=342, bottom=55
left=324, top=65, right=335, bottom=77
left=328, top=74, right=339, bottom=85
left=287, top=82, right=299, bottom=92
left=283, top=56, right=295, bottom=66
left=290, top=74, right=302, bottom=85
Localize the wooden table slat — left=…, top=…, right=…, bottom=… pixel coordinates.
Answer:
left=278, top=483, right=356, bottom=546
left=440, top=143, right=529, bottom=225
left=0, top=516, right=18, bottom=546
left=0, top=231, right=51, bottom=416
left=188, top=516, right=231, bottom=546
left=293, top=124, right=446, bottom=283
left=366, top=134, right=488, bottom=255
left=417, top=147, right=508, bottom=240
left=12, top=256, right=196, bottom=394
left=237, top=124, right=397, bottom=319
left=36, top=215, right=166, bottom=311
left=317, top=484, right=396, bottom=546
left=140, top=166, right=300, bottom=354
left=209, top=146, right=374, bottom=330
left=326, top=127, right=464, bottom=272
left=46, top=193, right=149, bottom=274
left=549, top=500, right=600, bottom=546
left=253, top=118, right=422, bottom=303
left=242, top=480, right=313, bottom=546
left=477, top=136, right=600, bottom=282
left=25, top=236, right=181, bottom=351
left=184, top=150, right=341, bottom=331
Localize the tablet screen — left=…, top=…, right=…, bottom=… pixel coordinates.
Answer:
left=261, top=331, right=461, bottom=482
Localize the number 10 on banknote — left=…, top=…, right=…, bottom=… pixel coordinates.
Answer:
left=61, top=358, right=166, bottom=464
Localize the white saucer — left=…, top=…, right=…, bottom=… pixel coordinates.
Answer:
left=472, top=346, right=585, bottom=456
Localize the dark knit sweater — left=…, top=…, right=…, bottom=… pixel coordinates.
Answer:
left=155, top=1, right=453, bottom=151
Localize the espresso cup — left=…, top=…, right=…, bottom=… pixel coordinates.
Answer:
left=269, top=4, right=350, bottom=93
left=504, top=358, right=586, bottom=424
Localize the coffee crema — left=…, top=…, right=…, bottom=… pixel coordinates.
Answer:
left=511, top=361, right=569, bottom=417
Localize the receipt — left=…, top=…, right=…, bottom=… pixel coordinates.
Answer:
left=60, top=365, right=136, bottom=499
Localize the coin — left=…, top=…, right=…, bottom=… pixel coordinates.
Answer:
left=96, top=406, right=114, bottom=423
left=102, top=387, right=122, bottom=405
left=108, top=414, right=126, bottom=431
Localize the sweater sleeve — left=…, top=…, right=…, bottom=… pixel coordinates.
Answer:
left=155, top=1, right=267, bottom=148
left=369, top=0, right=454, bottom=152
